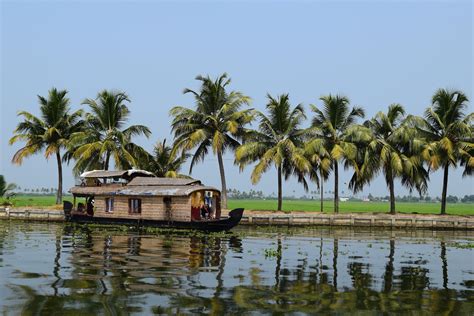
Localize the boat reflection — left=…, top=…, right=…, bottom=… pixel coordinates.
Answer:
left=1, top=222, right=473, bottom=315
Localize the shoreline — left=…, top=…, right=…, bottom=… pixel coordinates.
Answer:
left=1, top=207, right=473, bottom=230
left=236, top=210, right=474, bottom=230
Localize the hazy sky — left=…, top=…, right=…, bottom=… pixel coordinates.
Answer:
left=1, top=0, right=472, bottom=198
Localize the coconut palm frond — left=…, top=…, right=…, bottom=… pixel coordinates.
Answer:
left=70, top=90, right=149, bottom=173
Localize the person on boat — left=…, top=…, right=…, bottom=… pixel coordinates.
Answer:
left=205, top=192, right=212, bottom=208
left=86, top=197, right=94, bottom=216
left=77, top=202, right=85, bottom=213
left=205, top=192, right=214, bottom=219
left=200, top=202, right=209, bottom=220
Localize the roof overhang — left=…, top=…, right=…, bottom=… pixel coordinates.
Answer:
left=80, top=169, right=155, bottom=179
left=71, top=185, right=219, bottom=197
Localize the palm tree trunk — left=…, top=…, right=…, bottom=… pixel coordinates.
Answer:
left=334, top=161, right=339, bottom=213
left=320, top=170, right=324, bottom=213
left=441, top=163, right=449, bottom=215
left=55, top=150, right=63, bottom=204
left=277, top=165, right=282, bottom=211
left=217, top=150, right=228, bottom=209
left=388, top=171, right=396, bottom=215
left=333, top=238, right=338, bottom=291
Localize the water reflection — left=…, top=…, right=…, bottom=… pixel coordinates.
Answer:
left=0, top=222, right=473, bottom=315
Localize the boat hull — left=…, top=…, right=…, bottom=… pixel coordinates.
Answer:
left=66, top=208, right=244, bottom=232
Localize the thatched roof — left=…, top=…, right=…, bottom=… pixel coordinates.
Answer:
left=117, top=185, right=218, bottom=196
left=127, top=177, right=201, bottom=186
left=70, top=184, right=124, bottom=197
left=80, top=170, right=155, bottom=179
left=70, top=184, right=218, bottom=197
left=71, top=170, right=216, bottom=197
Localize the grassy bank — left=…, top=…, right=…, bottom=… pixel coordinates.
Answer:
left=228, top=199, right=473, bottom=215
left=5, top=195, right=473, bottom=215
left=4, top=195, right=73, bottom=208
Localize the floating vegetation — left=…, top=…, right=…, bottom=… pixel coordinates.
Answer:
left=263, top=247, right=281, bottom=258
left=450, top=242, right=474, bottom=249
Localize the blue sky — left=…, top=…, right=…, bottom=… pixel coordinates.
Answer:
left=1, top=0, right=472, bottom=198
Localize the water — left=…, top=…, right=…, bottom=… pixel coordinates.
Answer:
left=0, top=221, right=473, bottom=315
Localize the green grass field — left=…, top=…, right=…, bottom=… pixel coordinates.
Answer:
left=229, top=199, right=473, bottom=215
left=4, top=195, right=73, bottom=208
left=5, top=195, right=473, bottom=215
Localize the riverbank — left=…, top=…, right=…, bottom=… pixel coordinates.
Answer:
left=7, top=195, right=473, bottom=215
left=237, top=210, right=474, bottom=229
left=0, top=208, right=64, bottom=221
left=228, top=199, right=474, bottom=215
left=1, top=207, right=473, bottom=230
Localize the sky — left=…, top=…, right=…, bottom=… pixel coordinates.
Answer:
left=0, top=0, right=472, bottom=199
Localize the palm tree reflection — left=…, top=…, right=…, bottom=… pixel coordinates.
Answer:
left=383, top=238, right=395, bottom=293
left=440, top=240, right=448, bottom=290
left=4, top=224, right=472, bottom=315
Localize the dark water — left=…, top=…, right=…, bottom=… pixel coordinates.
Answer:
left=0, top=221, right=473, bottom=315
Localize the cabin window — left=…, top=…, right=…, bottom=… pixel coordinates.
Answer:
left=129, top=198, right=142, bottom=214
left=105, top=198, right=114, bottom=213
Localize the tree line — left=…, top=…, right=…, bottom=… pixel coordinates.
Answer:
left=10, top=73, right=473, bottom=215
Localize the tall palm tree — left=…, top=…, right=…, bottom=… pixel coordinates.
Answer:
left=170, top=73, right=253, bottom=208
left=136, top=139, right=190, bottom=178
left=9, top=88, right=83, bottom=204
left=354, top=104, right=428, bottom=214
left=67, top=90, right=151, bottom=174
left=306, top=94, right=365, bottom=213
left=235, top=94, right=311, bottom=211
left=416, top=89, right=473, bottom=214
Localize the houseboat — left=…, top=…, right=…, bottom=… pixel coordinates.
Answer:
left=63, top=170, right=244, bottom=232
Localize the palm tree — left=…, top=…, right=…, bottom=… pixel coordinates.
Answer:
left=170, top=73, right=253, bottom=208
left=235, top=94, right=311, bottom=211
left=461, top=139, right=474, bottom=176
left=67, top=90, right=151, bottom=174
left=306, top=152, right=331, bottom=212
left=0, top=175, right=17, bottom=198
left=137, top=139, right=190, bottom=178
left=306, top=94, right=365, bottom=213
left=355, top=104, right=428, bottom=214
left=304, top=126, right=333, bottom=212
left=9, top=88, right=83, bottom=204
left=416, top=89, right=473, bottom=214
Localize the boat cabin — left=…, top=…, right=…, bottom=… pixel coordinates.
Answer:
left=67, top=170, right=221, bottom=222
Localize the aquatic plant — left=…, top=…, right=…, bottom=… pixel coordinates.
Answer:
left=264, top=247, right=281, bottom=259
left=450, top=242, right=474, bottom=249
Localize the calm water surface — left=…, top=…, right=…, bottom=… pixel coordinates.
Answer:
left=0, top=221, right=473, bottom=315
